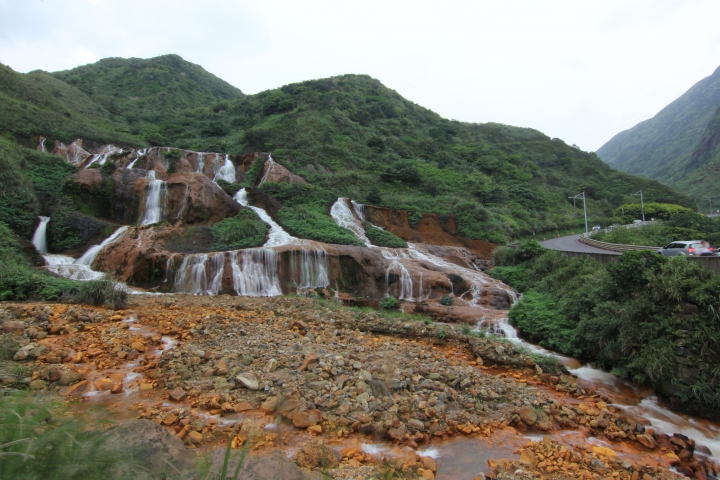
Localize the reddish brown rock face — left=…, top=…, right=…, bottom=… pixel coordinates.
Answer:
left=364, top=206, right=496, bottom=259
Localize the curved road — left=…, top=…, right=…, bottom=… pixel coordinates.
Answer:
left=540, top=233, right=621, bottom=255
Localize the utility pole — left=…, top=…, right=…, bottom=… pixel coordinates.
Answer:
left=569, top=192, right=589, bottom=236
left=632, top=190, right=645, bottom=223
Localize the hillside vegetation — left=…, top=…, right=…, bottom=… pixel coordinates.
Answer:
left=491, top=243, right=720, bottom=420
left=597, top=65, right=720, bottom=206
left=1, top=54, right=697, bottom=244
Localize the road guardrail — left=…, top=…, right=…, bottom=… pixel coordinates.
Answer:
left=579, top=236, right=660, bottom=253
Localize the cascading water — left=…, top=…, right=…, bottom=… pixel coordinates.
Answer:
left=85, top=145, right=123, bottom=169
left=173, top=254, right=209, bottom=295
left=259, top=154, right=276, bottom=185
left=140, top=171, right=167, bottom=226
left=76, top=226, right=129, bottom=266
left=386, top=261, right=414, bottom=300
left=32, top=216, right=50, bottom=254
left=126, top=148, right=148, bottom=169
left=330, top=198, right=372, bottom=247
left=213, top=154, right=236, bottom=183
left=230, top=249, right=283, bottom=296
left=209, top=253, right=225, bottom=293
left=196, top=152, right=205, bottom=173
left=291, top=248, right=330, bottom=289
left=491, top=317, right=720, bottom=458
left=233, top=188, right=301, bottom=247
left=351, top=200, right=365, bottom=220
left=175, top=182, right=191, bottom=219
left=39, top=137, right=46, bottom=153
left=44, top=226, right=128, bottom=281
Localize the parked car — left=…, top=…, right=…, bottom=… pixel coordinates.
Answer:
left=592, top=225, right=601, bottom=231
left=658, top=240, right=717, bottom=256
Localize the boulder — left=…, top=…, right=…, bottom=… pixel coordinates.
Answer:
left=517, top=406, right=537, bottom=425
left=169, top=387, right=187, bottom=402
left=3, top=320, right=25, bottom=336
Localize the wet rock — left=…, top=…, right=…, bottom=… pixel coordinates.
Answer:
left=259, top=396, right=278, bottom=414
left=636, top=434, right=657, bottom=449
left=237, top=418, right=264, bottom=447
left=279, top=399, right=303, bottom=419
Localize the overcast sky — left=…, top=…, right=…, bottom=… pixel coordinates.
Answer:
left=1, top=0, right=719, bottom=151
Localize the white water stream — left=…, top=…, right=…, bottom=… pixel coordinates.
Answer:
left=233, top=188, right=302, bottom=247
left=330, top=198, right=372, bottom=247
left=32, top=216, right=50, bottom=254
left=126, top=148, right=149, bottom=169
left=84, top=145, right=123, bottom=169
left=140, top=171, right=167, bottom=226
left=489, top=317, right=720, bottom=459
left=213, top=154, right=236, bottom=183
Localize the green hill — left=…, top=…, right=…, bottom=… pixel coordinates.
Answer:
left=0, top=55, right=696, bottom=244
left=51, top=54, right=244, bottom=146
left=596, top=66, right=720, bottom=206
left=0, top=62, right=139, bottom=146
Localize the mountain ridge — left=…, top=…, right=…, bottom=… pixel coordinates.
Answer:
left=596, top=65, right=720, bottom=205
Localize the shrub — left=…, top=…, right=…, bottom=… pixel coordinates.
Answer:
left=440, top=295, right=454, bottom=306
left=215, top=179, right=242, bottom=196
left=461, top=323, right=471, bottom=335
left=363, top=222, right=407, bottom=248
left=211, top=209, right=269, bottom=250
left=72, top=278, right=128, bottom=309
left=366, top=185, right=382, bottom=205
left=380, top=296, right=399, bottom=310
left=437, top=326, right=447, bottom=341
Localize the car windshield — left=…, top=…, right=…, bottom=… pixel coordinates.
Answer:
left=691, top=242, right=708, bottom=248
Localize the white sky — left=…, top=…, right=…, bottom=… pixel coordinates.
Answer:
left=1, top=0, right=719, bottom=151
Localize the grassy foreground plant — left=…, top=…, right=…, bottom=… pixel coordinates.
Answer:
left=0, top=394, right=143, bottom=480
left=73, top=278, right=128, bottom=308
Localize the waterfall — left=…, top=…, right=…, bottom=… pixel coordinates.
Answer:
left=127, top=148, right=148, bottom=169
left=32, top=216, right=50, bottom=254
left=230, top=249, right=283, bottom=296
left=351, top=200, right=365, bottom=221
left=173, top=254, right=209, bottom=295
left=291, top=248, right=330, bottom=289
left=196, top=152, right=205, bottom=174
left=330, top=198, right=372, bottom=247
left=176, top=182, right=191, bottom=219
left=164, top=255, right=175, bottom=285
left=209, top=252, right=225, bottom=293
left=141, top=171, right=167, bottom=226
left=39, top=137, right=46, bottom=153
left=233, top=188, right=302, bottom=247
left=44, top=255, right=105, bottom=281
left=85, top=145, right=123, bottom=169
left=76, top=226, right=129, bottom=266
left=386, top=261, right=414, bottom=301
left=214, top=154, right=236, bottom=183
left=259, top=154, right=276, bottom=185
left=234, top=188, right=248, bottom=206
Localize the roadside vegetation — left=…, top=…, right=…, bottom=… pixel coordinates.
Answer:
left=591, top=203, right=720, bottom=247
left=491, top=240, right=720, bottom=419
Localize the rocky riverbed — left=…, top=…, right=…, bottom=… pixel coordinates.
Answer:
left=1, top=295, right=718, bottom=479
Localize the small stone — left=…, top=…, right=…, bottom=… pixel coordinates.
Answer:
left=259, top=396, right=278, bottom=414
left=300, top=353, right=318, bottom=371
left=519, top=449, right=537, bottom=468
left=58, top=371, right=85, bottom=386
left=169, top=387, right=187, bottom=401
left=475, top=356, right=483, bottom=366
left=517, top=406, right=537, bottom=425
left=293, top=409, right=322, bottom=428
left=139, top=383, right=153, bottom=391
left=95, top=378, right=115, bottom=391
left=29, top=379, right=47, bottom=390
left=636, top=434, right=657, bottom=449
left=234, top=402, right=253, bottom=412
left=188, top=431, right=203, bottom=444
left=307, top=425, right=322, bottom=434
left=13, top=350, right=28, bottom=361
left=129, top=341, right=146, bottom=352
left=264, top=358, right=278, bottom=372
left=236, top=373, right=259, bottom=390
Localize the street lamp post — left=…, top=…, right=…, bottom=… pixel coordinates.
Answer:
left=631, top=190, right=645, bottom=223
left=569, top=192, right=589, bottom=236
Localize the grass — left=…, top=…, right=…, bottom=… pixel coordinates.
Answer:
left=210, top=209, right=269, bottom=250
left=72, top=278, right=128, bottom=309
left=0, top=393, right=145, bottom=480
left=363, top=221, right=407, bottom=248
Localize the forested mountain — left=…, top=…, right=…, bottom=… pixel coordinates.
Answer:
left=597, top=65, right=720, bottom=207
left=1, top=55, right=694, bottom=244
